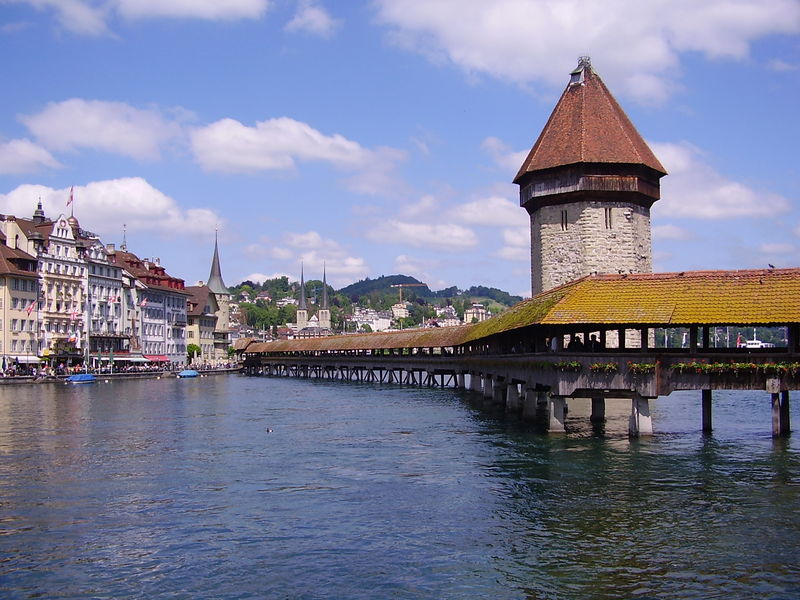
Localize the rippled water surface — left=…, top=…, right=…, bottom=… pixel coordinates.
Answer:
left=1, top=375, right=799, bottom=599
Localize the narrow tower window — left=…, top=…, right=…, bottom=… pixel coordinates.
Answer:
left=560, top=210, right=568, bottom=231
left=604, top=207, right=613, bottom=229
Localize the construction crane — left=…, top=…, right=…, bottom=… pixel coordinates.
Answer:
left=390, top=282, right=427, bottom=303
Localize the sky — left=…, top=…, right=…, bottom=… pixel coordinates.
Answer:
left=1, top=0, right=799, bottom=298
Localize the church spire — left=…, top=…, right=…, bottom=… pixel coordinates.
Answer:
left=207, top=230, right=228, bottom=295
left=298, top=262, right=307, bottom=310
left=321, top=262, right=329, bottom=309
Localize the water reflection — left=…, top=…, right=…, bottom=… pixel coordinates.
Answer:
left=0, top=378, right=798, bottom=599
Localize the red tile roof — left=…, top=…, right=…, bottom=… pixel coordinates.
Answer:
left=514, top=61, right=666, bottom=183
left=110, top=249, right=187, bottom=293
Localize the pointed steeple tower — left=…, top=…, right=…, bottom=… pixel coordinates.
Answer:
left=318, top=262, right=331, bottom=329
left=206, top=230, right=231, bottom=362
left=296, top=263, right=308, bottom=329
left=207, top=230, right=228, bottom=295
left=515, top=57, right=667, bottom=296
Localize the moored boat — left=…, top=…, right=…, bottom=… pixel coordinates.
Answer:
left=66, top=373, right=97, bottom=384
left=177, top=369, right=199, bottom=378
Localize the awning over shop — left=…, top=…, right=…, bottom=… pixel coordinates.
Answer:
left=115, top=355, right=148, bottom=363
left=9, top=356, right=41, bottom=364
left=144, top=355, right=170, bottom=363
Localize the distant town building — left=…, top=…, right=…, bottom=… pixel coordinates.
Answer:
left=463, top=303, right=490, bottom=324
left=391, top=302, right=410, bottom=320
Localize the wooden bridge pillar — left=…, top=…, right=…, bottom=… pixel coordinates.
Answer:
left=772, top=391, right=791, bottom=437
left=702, top=389, right=713, bottom=432
left=469, top=372, right=481, bottom=393
left=548, top=395, right=566, bottom=433
left=492, top=377, right=505, bottom=406
left=590, top=396, right=605, bottom=423
left=506, top=383, right=521, bottom=413
left=482, top=375, right=493, bottom=400
left=629, top=394, right=653, bottom=437
left=522, top=387, right=538, bottom=421
left=456, top=372, right=465, bottom=389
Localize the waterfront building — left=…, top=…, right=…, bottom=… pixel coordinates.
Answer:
left=5, top=206, right=89, bottom=365
left=109, top=250, right=188, bottom=364
left=185, top=285, right=218, bottom=365
left=514, top=57, right=666, bottom=297
left=83, top=239, right=127, bottom=362
left=0, top=238, right=40, bottom=369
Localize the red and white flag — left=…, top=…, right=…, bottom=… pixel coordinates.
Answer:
left=26, top=301, right=36, bottom=315
left=66, top=186, right=74, bottom=207
left=70, top=310, right=78, bottom=321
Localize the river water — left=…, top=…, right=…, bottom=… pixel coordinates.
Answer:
left=1, top=375, right=798, bottom=599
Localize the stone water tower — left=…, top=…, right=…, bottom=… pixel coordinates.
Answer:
left=514, top=57, right=667, bottom=296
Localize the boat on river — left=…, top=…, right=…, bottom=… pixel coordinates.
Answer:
left=177, top=369, right=199, bottom=378
left=66, top=373, right=97, bottom=384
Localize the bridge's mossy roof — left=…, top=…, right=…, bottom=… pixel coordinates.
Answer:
left=541, top=268, right=800, bottom=325
left=241, top=268, right=800, bottom=353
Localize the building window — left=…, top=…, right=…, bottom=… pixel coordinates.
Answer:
left=604, top=207, right=613, bottom=229
left=560, top=210, right=568, bottom=231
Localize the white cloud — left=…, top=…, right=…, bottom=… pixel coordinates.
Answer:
left=191, top=117, right=369, bottom=172
left=251, top=231, right=371, bottom=284
left=495, top=226, right=529, bottom=261
left=116, top=0, right=270, bottom=20
left=759, top=242, right=795, bottom=254
left=399, top=194, right=439, bottom=219
left=242, top=272, right=292, bottom=284
left=481, top=137, right=528, bottom=174
left=366, top=220, right=478, bottom=251
left=394, top=254, right=447, bottom=289
left=0, top=138, right=61, bottom=174
left=458, top=195, right=524, bottom=226
left=14, top=0, right=111, bottom=36
left=285, top=0, right=339, bottom=37
left=191, top=116, right=405, bottom=196
left=20, top=99, right=182, bottom=161
left=0, top=178, right=221, bottom=237
left=373, top=0, right=800, bottom=103
left=651, top=141, right=792, bottom=219
left=652, top=224, right=694, bottom=240
left=10, top=0, right=269, bottom=32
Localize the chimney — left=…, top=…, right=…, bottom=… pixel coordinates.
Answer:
left=106, top=243, right=115, bottom=253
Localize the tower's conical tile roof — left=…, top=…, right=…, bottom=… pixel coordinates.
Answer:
left=207, top=233, right=228, bottom=295
left=514, top=58, right=666, bottom=184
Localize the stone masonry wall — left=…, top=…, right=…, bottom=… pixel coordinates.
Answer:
left=531, top=200, right=652, bottom=296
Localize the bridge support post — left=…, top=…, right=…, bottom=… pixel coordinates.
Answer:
left=506, top=383, right=521, bottom=413
left=702, top=389, right=713, bottom=432
left=456, top=372, right=465, bottom=389
left=469, top=373, right=481, bottom=393
left=522, top=388, right=538, bottom=421
left=629, top=394, right=653, bottom=437
left=590, top=396, right=605, bottom=423
left=548, top=395, right=566, bottom=433
left=482, top=375, right=493, bottom=400
left=771, top=391, right=791, bottom=437
left=492, top=377, right=505, bottom=406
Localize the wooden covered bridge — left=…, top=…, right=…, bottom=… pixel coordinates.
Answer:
left=237, top=268, right=800, bottom=437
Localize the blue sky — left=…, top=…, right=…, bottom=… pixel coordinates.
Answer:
left=1, top=0, right=799, bottom=298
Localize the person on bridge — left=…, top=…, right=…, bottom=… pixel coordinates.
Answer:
left=567, top=335, right=584, bottom=352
